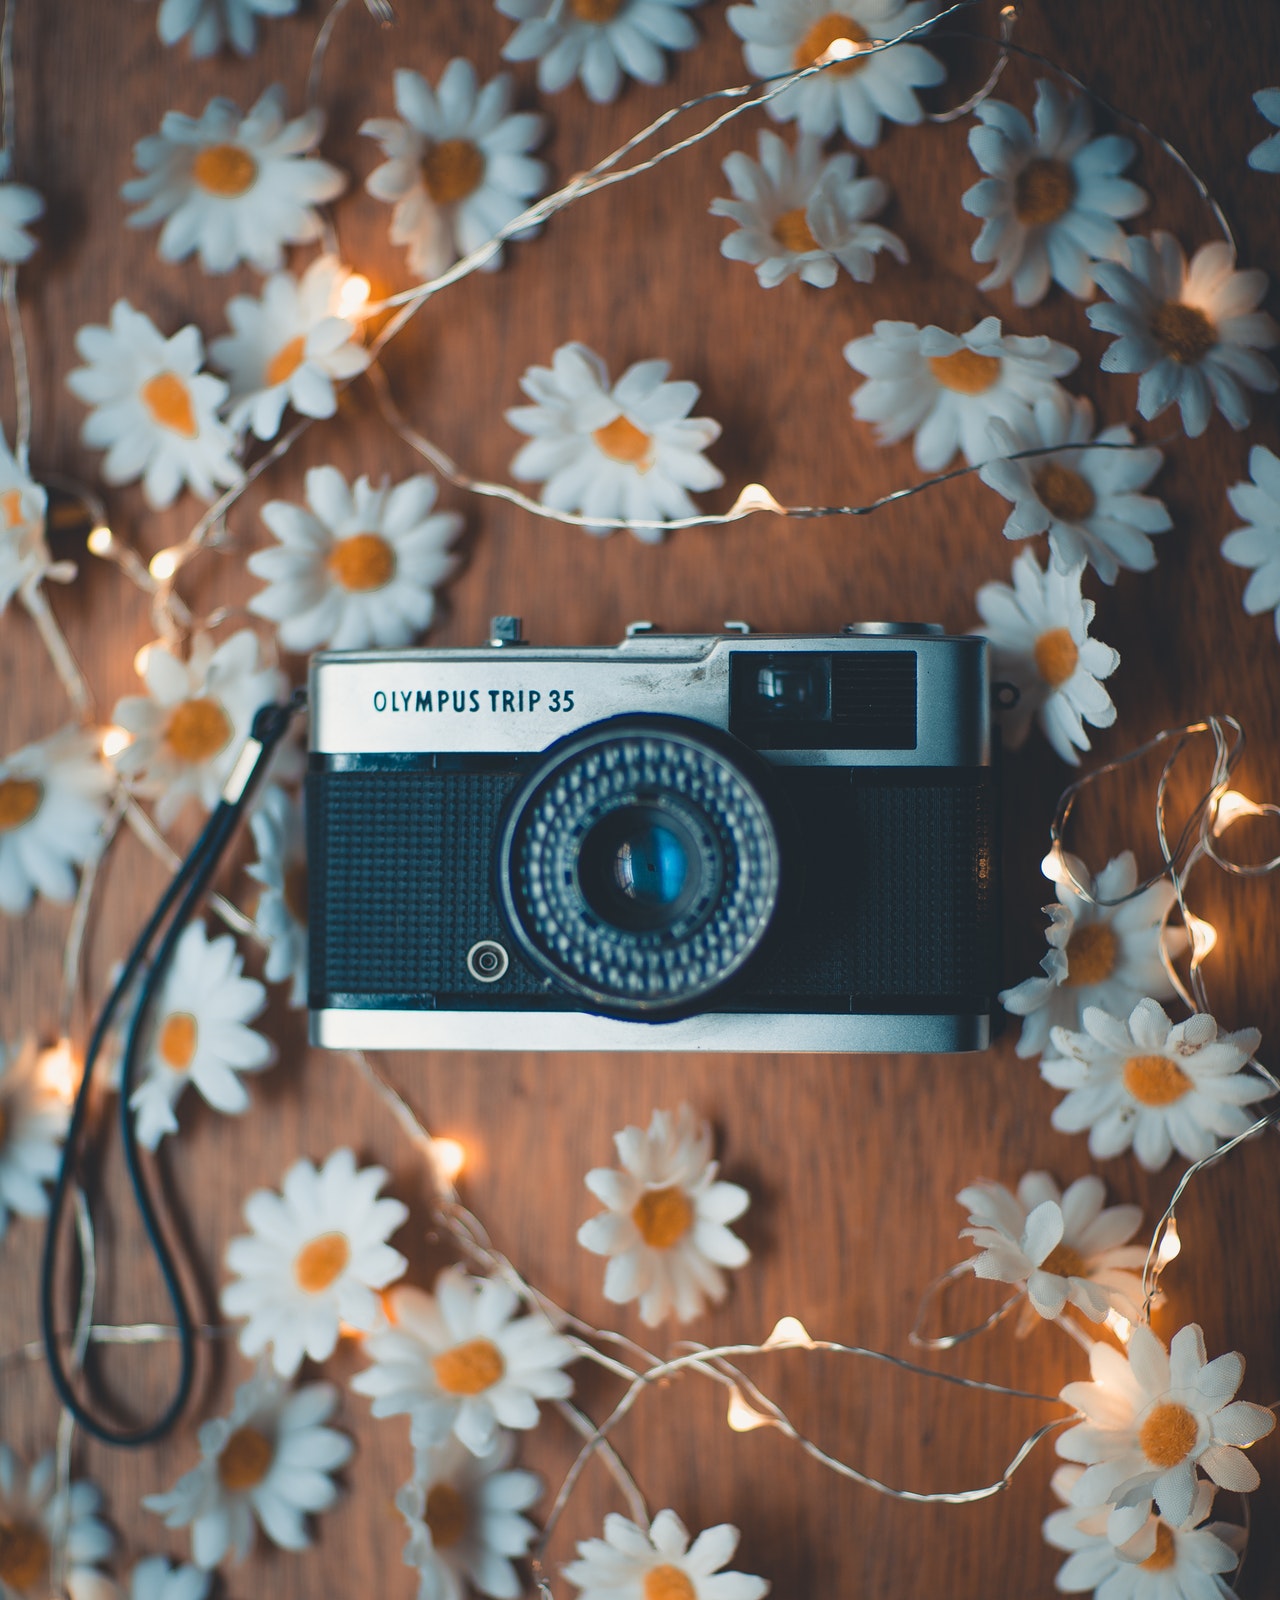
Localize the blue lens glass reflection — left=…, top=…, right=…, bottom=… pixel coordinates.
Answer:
left=614, top=822, right=690, bottom=907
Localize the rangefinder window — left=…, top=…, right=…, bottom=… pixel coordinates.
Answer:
left=729, top=650, right=917, bottom=749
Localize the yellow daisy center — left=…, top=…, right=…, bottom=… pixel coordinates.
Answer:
left=158, top=1012, right=198, bottom=1072
left=1150, top=302, right=1216, bottom=365
left=0, top=1519, right=50, bottom=1593
left=328, top=532, right=397, bottom=592
left=294, top=1231, right=351, bottom=1292
left=643, top=1565, right=697, bottom=1600
left=593, top=414, right=653, bottom=469
left=1014, top=158, right=1076, bottom=226
left=927, top=348, right=1002, bottom=395
left=424, top=1483, right=469, bottom=1550
left=571, top=0, right=625, bottom=17
left=217, top=1424, right=275, bottom=1491
left=773, top=207, right=819, bottom=254
left=266, top=335, right=308, bottom=388
left=0, top=777, right=42, bottom=831
left=432, top=1337, right=506, bottom=1396
left=1033, top=626, right=1079, bottom=689
left=1033, top=462, right=1096, bottom=523
left=793, top=14, right=869, bottom=73
left=632, top=1185, right=694, bottom=1250
left=140, top=372, right=199, bottom=438
left=1063, top=922, right=1116, bottom=987
left=1, top=488, right=25, bottom=527
left=284, top=859, right=309, bottom=926
left=1139, top=1400, right=1199, bottom=1469
left=422, top=138, right=486, bottom=205
left=191, top=143, right=259, bottom=197
left=1123, top=1053, right=1192, bottom=1107
left=1141, top=1523, right=1178, bottom=1572
left=164, top=697, right=234, bottom=765
left=1040, top=1242, right=1085, bottom=1278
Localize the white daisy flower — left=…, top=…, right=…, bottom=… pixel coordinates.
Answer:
left=221, top=1147, right=409, bottom=1377
left=998, top=850, right=1182, bottom=1062
left=975, top=549, right=1119, bottom=765
left=1221, top=443, right=1280, bottom=641
left=247, top=785, right=307, bottom=1008
left=727, top=0, right=945, bottom=147
left=963, top=79, right=1147, bottom=306
left=396, top=1431, right=540, bottom=1600
left=145, top=0, right=301, bottom=58
left=0, top=1037, right=68, bottom=1241
left=1248, top=87, right=1280, bottom=173
left=0, top=181, right=42, bottom=264
left=1045, top=999, right=1270, bottom=1173
left=350, top=1268, right=576, bottom=1458
left=1087, top=233, right=1279, bottom=437
left=1057, top=1322, right=1275, bottom=1546
left=362, top=60, right=548, bottom=281
left=498, top=0, right=704, bottom=105
left=0, top=422, right=76, bottom=614
left=710, top=130, right=907, bottom=289
left=507, top=342, right=723, bottom=538
left=109, top=629, right=288, bottom=830
left=1044, top=1465, right=1245, bottom=1597
left=126, top=1555, right=211, bottom=1600
left=122, top=84, right=346, bottom=275
left=844, top=315, right=1079, bottom=471
left=209, top=256, right=369, bottom=442
left=979, top=392, right=1170, bottom=585
left=0, top=1446, right=114, bottom=1600
left=128, top=920, right=272, bottom=1152
left=0, top=725, right=111, bottom=916
left=65, top=301, right=241, bottom=510
left=247, top=466, right=461, bottom=652
left=577, top=1104, right=751, bottom=1327
left=143, top=1371, right=353, bottom=1569
left=564, top=1509, right=769, bottom=1600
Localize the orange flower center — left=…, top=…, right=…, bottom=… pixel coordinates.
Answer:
left=593, top=414, right=653, bottom=469
left=294, top=1231, right=351, bottom=1292
left=164, top=697, right=234, bottom=764
left=1033, top=627, right=1079, bottom=689
left=432, top=1337, right=505, bottom=1396
left=1151, top=302, right=1216, bottom=365
left=328, top=532, right=397, bottom=592
left=1140, top=1523, right=1178, bottom=1572
left=266, top=335, right=308, bottom=388
left=1139, top=1400, right=1199, bottom=1469
left=643, top=1565, right=697, bottom=1600
left=927, top=348, right=1002, bottom=395
left=571, top=0, right=625, bottom=17
left=0, top=1520, right=50, bottom=1592
left=0, top=777, right=42, bottom=831
left=158, top=1012, right=198, bottom=1071
left=773, top=207, right=819, bottom=254
left=424, top=1483, right=469, bottom=1549
left=284, top=859, right=309, bottom=926
left=632, top=1185, right=694, bottom=1250
left=1123, top=1054, right=1192, bottom=1107
left=1033, top=463, right=1096, bottom=524
left=191, top=143, right=259, bottom=197
left=793, top=14, right=869, bottom=73
left=217, top=1424, right=275, bottom=1491
left=1014, top=158, right=1076, bottom=226
left=0, top=488, right=25, bottom=527
left=1063, top=922, right=1117, bottom=987
left=140, top=372, right=198, bottom=438
left=1040, top=1242, right=1085, bottom=1278
left=422, top=138, right=485, bottom=205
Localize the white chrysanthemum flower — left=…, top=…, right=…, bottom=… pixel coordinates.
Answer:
left=143, top=1371, right=353, bottom=1569
left=110, top=629, right=288, bottom=830
left=0, top=725, right=111, bottom=916
left=1222, top=443, right=1280, bottom=641
left=975, top=550, right=1119, bottom=765
left=0, top=181, right=42, bottom=264
left=128, top=920, right=272, bottom=1151
left=565, top=1509, right=769, bottom=1600
left=1248, top=87, right=1280, bottom=173
left=710, top=130, right=906, bottom=289
left=145, top=0, right=301, bottom=58
left=221, top=1147, right=408, bottom=1377
left=979, top=392, right=1170, bottom=586
left=727, top=0, right=944, bottom=147
left=1088, top=233, right=1279, bottom=437
left=396, top=1431, right=540, bottom=1600
left=957, top=1171, right=1145, bottom=1325
left=507, top=342, right=723, bottom=538
left=247, top=466, right=461, bottom=652
left=498, top=0, right=704, bottom=104
left=122, top=85, right=346, bottom=274
left=1044, top=1465, right=1245, bottom=1597
left=999, top=850, right=1182, bottom=1062
left=577, top=1104, right=750, bottom=1327
left=0, top=1037, right=68, bottom=1241
left=126, top=1555, right=211, bottom=1600
left=66, top=301, right=241, bottom=510
left=350, top=1269, right=576, bottom=1458
left=209, top=256, right=369, bottom=441
left=963, top=79, right=1147, bottom=306
left=362, top=60, right=548, bottom=281
left=0, top=1446, right=114, bottom=1600
left=247, top=785, right=307, bottom=1007
left=844, top=315, right=1079, bottom=471
left=1057, top=1323, right=1275, bottom=1549
left=0, top=422, right=76, bottom=614
left=1045, top=999, right=1270, bottom=1172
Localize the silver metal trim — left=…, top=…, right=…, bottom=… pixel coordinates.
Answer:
left=465, top=941, right=510, bottom=983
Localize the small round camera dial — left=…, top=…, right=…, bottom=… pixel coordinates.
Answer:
left=466, top=940, right=510, bottom=983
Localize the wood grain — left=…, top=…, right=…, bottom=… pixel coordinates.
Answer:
left=3, top=1, right=1280, bottom=1597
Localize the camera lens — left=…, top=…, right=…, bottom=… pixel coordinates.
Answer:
left=499, top=717, right=781, bottom=1018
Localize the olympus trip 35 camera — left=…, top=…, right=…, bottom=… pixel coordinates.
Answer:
left=306, top=619, right=999, bottom=1053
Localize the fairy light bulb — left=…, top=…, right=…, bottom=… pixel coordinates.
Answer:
left=765, top=1315, right=815, bottom=1350
left=1040, top=843, right=1069, bottom=885
left=431, top=1137, right=466, bottom=1185
left=730, top=482, right=785, bottom=518
left=1103, top=1308, right=1133, bottom=1344
left=1157, top=1218, right=1181, bottom=1267
left=1185, top=914, right=1217, bottom=962
left=1213, top=790, right=1264, bottom=834
left=726, top=1386, right=772, bottom=1432
left=338, top=273, right=372, bottom=319
left=100, top=726, right=130, bottom=759
left=133, top=643, right=155, bottom=678
left=37, top=1039, right=81, bottom=1104
left=86, top=524, right=114, bottom=557
left=148, top=547, right=181, bottom=582
left=816, top=35, right=867, bottom=66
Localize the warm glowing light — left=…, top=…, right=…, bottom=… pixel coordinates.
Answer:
left=87, top=524, right=114, bottom=556
left=37, top=1039, right=81, bottom=1104
left=1040, top=843, right=1069, bottom=885
left=149, top=548, right=181, bottom=582
left=1157, top=1218, right=1181, bottom=1267
left=133, top=643, right=155, bottom=678
left=817, top=35, right=865, bottom=65
left=431, top=1137, right=466, bottom=1184
left=1104, top=1309, right=1133, bottom=1344
left=338, top=273, right=372, bottom=319
left=1185, top=914, right=1217, bottom=962
left=730, top=482, right=785, bottom=518
left=100, top=726, right=130, bottom=759
left=1213, top=789, right=1264, bottom=834
left=765, top=1315, right=815, bottom=1350
left=726, top=1386, right=772, bottom=1432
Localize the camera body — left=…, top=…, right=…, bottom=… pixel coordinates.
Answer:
left=306, top=620, right=999, bottom=1054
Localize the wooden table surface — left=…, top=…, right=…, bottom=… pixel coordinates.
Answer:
left=4, top=1, right=1280, bottom=1596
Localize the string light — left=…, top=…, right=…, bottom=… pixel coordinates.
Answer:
left=99, top=726, right=129, bottom=760
left=147, top=548, right=181, bottom=582
left=726, top=1386, right=774, bottom=1432
left=1103, top=1309, right=1133, bottom=1344
left=1213, top=789, right=1265, bottom=833
left=1156, top=1218, right=1181, bottom=1267
left=430, top=1137, right=466, bottom=1185
left=729, top=482, right=785, bottom=518
left=132, top=643, right=154, bottom=677
left=1185, top=913, right=1218, bottom=962
left=765, top=1315, right=816, bottom=1350
left=85, top=524, right=113, bottom=557
left=36, top=1039, right=81, bottom=1105
left=337, top=273, right=371, bottom=320
left=816, top=35, right=872, bottom=66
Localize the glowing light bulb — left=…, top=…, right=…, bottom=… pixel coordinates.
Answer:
left=338, top=273, right=372, bottom=318
left=1185, top=914, right=1217, bottom=962
left=37, top=1039, right=81, bottom=1104
left=1103, top=1308, right=1132, bottom=1344
left=1157, top=1218, right=1181, bottom=1267
left=86, top=525, right=114, bottom=556
left=431, top=1137, right=466, bottom=1184
left=1040, top=843, right=1069, bottom=885
left=816, top=35, right=865, bottom=65
left=149, top=547, right=180, bottom=582
left=1213, top=789, right=1264, bottom=834
left=100, top=726, right=130, bottom=759
left=726, top=1387, right=772, bottom=1432
left=133, top=643, right=155, bottom=678
left=730, top=482, right=784, bottom=518
left=765, top=1315, right=815, bottom=1350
